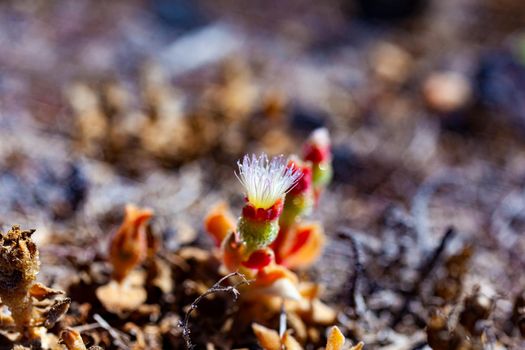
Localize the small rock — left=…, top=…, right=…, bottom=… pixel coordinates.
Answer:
left=423, top=71, right=472, bottom=114
left=371, top=42, right=413, bottom=84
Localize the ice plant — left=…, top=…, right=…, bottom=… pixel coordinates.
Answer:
left=205, top=135, right=332, bottom=304
left=204, top=154, right=304, bottom=302
left=271, top=128, right=332, bottom=268
left=278, top=157, right=314, bottom=230
left=303, top=128, right=332, bottom=202
left=236, top=153, right=302, bottom=252
left=270, top=157, right=320, bottom=267
left=108, top=204, right=153, bottom=282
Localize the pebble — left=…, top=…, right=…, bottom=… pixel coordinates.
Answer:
left=423, top=71, right=472, bottom=114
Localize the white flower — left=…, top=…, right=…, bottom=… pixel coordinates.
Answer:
left=236, top=154, right=302, bottom=209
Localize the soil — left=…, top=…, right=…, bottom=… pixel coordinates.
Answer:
left=0, top=0, right=525, bottom=349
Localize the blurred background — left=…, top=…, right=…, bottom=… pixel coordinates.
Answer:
left=1, top=0, right=525, bottom=346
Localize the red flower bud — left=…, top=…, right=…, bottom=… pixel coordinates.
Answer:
left=242, top=199, right=283, bottom=221
left=303, top=144, right=330, bottom=164
left=289, top=164, right=311, bottom=195
left=303, top=128, right=331, bottom=164
left=241, top=249, right=274, bottom=270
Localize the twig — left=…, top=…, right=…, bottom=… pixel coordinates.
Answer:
left=391, top=227, right=456, bottom=327
left=93, top=313, right=130, bottom=349
left=178, top=272, right=251, bottom=349
left=348, top=235, right=362, bottom=311
left=338, top=230, right=364, bottom=315
left=71, top=323, right=100, bottom=332
left=411, top=175, right=459, bottom=250
left=480, top=320, right=496, bottom=350
left=279, top=299, right=287, bottom=338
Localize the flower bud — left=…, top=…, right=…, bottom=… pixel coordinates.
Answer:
left=241, top=248, right=274, bottom=270
left=280, top=158, right=314, bottom=229
left=235, top=154, right=301, bottom=251
left=303, top=128, right=332, bottom=198
left=109, top=204, right=153, bottom=282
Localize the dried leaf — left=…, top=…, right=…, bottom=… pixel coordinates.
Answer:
left=96, top=277, right=147, bottom=316
left=29, top=283, right=65, bottom=301
left=42, top=297, right=71, bottom=328
left=60, top=328, right=87, bottom=350
left=109, top=205, right=153, bottom=283
left=299, top=299, right=337, bottom=325
left=252, top=323, right=280, bottom=350
left=350, top=342, right=364, bottom=350
left=178, top=247, right=211, bottom=262
left=151, top=258, right=173, bottom=294
left=287, top=312, right=307, bottom=342
left=282, top=331, right=303, bottom=350
left=326, top=326, right=345, bottom=350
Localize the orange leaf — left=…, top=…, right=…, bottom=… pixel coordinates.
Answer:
left=109, top=204, right=153, bottom=282
left=204, top=202, right=235, bottom=246
left=326, top=326, right=345, bottom=350
left=248, top=265, right=301, bottom=300
left=282, top=331, right=303, bottom=350
left=221, top=232, right=245, bottom=272
left=252, top=323, right=281, bottom=350
left=280, top=222, right=325, bottom=269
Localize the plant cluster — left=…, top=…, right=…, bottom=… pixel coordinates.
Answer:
left=205, top=128, right=332, bottom=301
left=202, top=128, right=356, bottom=348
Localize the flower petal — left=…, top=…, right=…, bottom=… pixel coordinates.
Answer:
left=236, top=153, right=302, bottom=209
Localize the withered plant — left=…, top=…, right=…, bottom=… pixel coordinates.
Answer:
left=0, top=225, right=70, bottom=343
left=96, top=204, right=154, bottom=315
